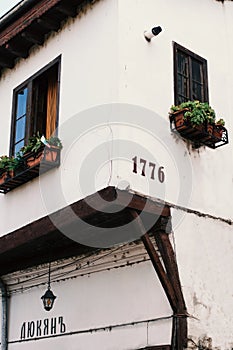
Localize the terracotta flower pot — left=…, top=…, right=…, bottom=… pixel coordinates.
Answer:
left=170, top=109, right=189, bottom=131
left=213, top=125, right=223, bottom=140
left=8, top=169, right=14, bottom=178
left=192, top=124, right=204, bottom=132
left=0, top=171, right=7, bottom=185
left=43, top=146, right=59, bottom=162
left=25, top=150, right=43, bottom=168
left=207, top=124, right=214, bottom=135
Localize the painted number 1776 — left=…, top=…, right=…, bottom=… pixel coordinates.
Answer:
left=132, top=156, right=165, bottom=183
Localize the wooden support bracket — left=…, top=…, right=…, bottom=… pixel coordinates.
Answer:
left=130, top=209, right=187, bottom=350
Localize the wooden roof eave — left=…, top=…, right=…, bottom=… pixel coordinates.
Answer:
left=0, top=186, right=170, bottom=275
left=0, top=0, right=92, bottom=76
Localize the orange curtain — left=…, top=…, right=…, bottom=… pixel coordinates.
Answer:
left=46, top=72, right=57, bottom=139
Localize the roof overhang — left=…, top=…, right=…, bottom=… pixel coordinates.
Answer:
left=0, top=186, right=170, bottom=275
left=0, top=186, right=188, bottom=349
left=0, top=0, right=95, bottom=77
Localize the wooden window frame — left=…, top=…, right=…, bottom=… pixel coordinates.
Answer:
left=10, top=55, right=61, bottom=156
left=173, top=42, right=209, bottom=105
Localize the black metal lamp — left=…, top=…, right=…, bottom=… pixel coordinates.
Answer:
left=41, top=263, right=56, bottom=311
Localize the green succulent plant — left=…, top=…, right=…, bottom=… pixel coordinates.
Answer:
left=170, top=100, right=216, bottom=126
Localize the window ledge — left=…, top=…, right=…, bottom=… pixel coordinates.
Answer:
left=0, top=147, right=60, bottom=194
left=169, top=110, right=229, bottom=149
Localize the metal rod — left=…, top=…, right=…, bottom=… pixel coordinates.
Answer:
left=48, top=262, right=51, bottom=289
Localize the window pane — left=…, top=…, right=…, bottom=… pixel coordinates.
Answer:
left=192, top=59, right=203, bottom=101
left=14, top=140, right=24, bottom=155
left=15, top=116, right=26, bottom=143
left=177, top=52, right=188, bottom=75
left=192, top=59, right=202, bottom=83
left=177, top=52, right=189, bottom=102
left=192, top=82, right=203, bottom=101
left=178, top=74, right=189, bottom=101
left=16, top=88, right=28, bottom=119
left=174, top=43, right=208, bottom=105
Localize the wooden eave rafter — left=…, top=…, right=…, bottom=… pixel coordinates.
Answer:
left=0, top=0, right=92, bottom=76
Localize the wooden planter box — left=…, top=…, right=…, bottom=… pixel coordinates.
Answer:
left=0, top=147, right=61, bottom=194
left=169, top=109, right=228, bottom=149
left=24, top=146, right=60, bottom=168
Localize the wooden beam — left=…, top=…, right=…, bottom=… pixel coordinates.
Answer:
left=152, top=228, right=187, bottom=349
left=130, top=210, right=187, bottom=350
left=55, top=4, right=77, bottom=17
left=153, top=230, right=186, bottom=310
left=0, top=187, right=172, bottom=275
left=37, top=17, right=60, bottom=31
left=0, top=187, right=116, bottom=255
left=0, top=187, right=171, bottom=256
left=130, top=210, right=177, bottom=312
left=0, top=46, right=16, bottom=57
left=4, top=42, right=29, bottom=59
left=21, top=30, right=44, bottom=45
left=0, top=47, right=14, bottom=68
left=0, top=45, right=16, bottom=67
left=0, top=0, right=64, bottom=45
left=116, top=189, right=170, bottom=217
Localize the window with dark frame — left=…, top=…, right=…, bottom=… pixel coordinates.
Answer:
left=10, top=56, right=61, bottom=156
left=173, top=42, right=209, bottom=105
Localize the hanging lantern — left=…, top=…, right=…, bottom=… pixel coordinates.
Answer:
left=41, top=288, right=56, bottom=311
left=41, top=263, right=57, bottom=311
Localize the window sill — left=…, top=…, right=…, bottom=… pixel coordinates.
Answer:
left=0, top=147, right=60, bottom=194
left=169, top=110, right=229, bottom=149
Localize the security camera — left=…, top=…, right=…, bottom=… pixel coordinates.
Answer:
left=144, top=26, right=162, bottom=42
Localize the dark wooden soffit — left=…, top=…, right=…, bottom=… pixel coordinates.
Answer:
left=0, top=186, right=170, bottom=275
left=0, top=0, right=94, bottom=76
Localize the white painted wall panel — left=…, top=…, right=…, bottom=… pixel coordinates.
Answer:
left=7, top=262, right=172, bottom=349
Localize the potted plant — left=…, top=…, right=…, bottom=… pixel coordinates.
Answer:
left=20, top=133, right=44, bottom=167
left=170, top=100, right=216, bottom=132
left=20, top=133, right=63, bottom=168
left=0, top=155, right=19, bottom=184
left=213, top=118, right=225, bottom=140
left=43, top=135, right=63, bottom=163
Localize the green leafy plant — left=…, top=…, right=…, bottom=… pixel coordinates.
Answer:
left=20, top=132, right=43, bottom=155
left=20, top=133, right=63, bottom=156
left=47, top=136, right=63, bottom=149
left=170, top=100, right=216, bottom=126
left=0, top=155, right=19, bottom=174
left=216, top=118, right=225, bottom=126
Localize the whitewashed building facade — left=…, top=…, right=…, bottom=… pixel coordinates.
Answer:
left=0, top=0, right=232, bottom=349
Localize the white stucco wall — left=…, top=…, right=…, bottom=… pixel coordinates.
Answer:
left=0, top=0, right=233, bottom=349
left=0, top=0, right=232, bottom=236
left=0, top=0, right=119, bottom=235
left=4, top=244, right=172, bottom=349
left=174, top=208, right=233, bottom=349
left=116, top=0, right=233, bottom=219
